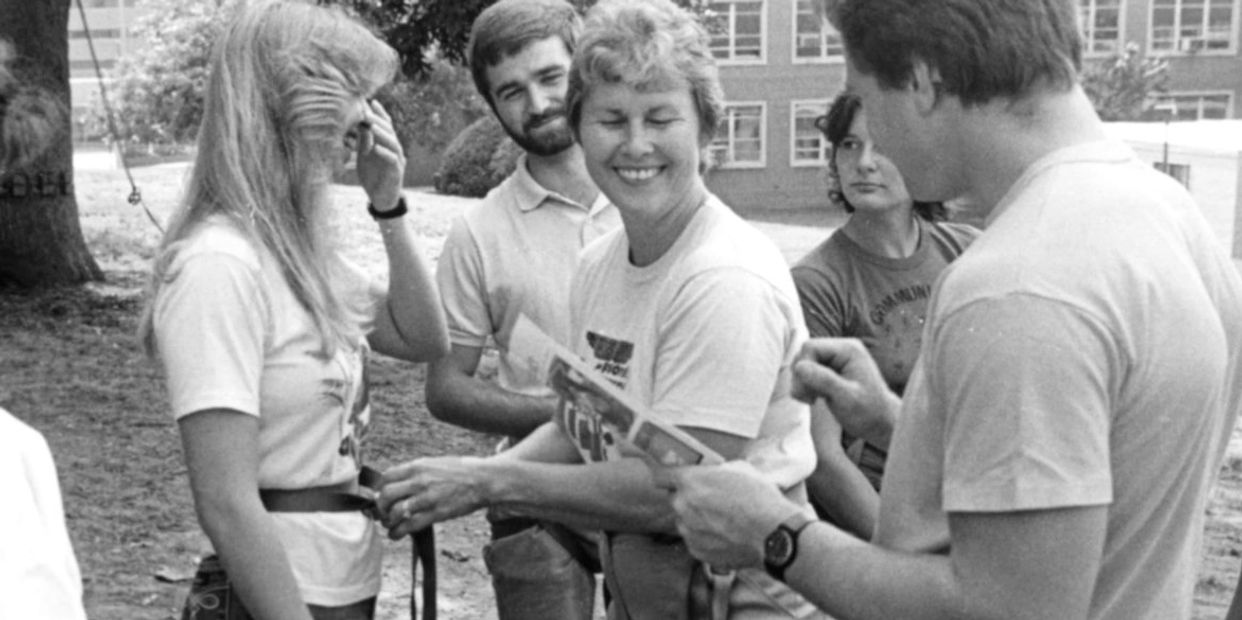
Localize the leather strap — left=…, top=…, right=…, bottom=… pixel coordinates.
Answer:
left=258, top=484, right=371, bottom=513
left=258, top=466, right=436, bottom=620
left=707, top=568, right=735, bottom=620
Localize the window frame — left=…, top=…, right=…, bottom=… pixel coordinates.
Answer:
left=710, top=101, right=768, bottom=169
left=790, top=99, right=831, bottom=168
left=1148, top=0, right=1240, bottom=55
left=1153, top=90, right=1235, bottom=120
left=1079, top=0, right=1126, bottom=57
left=790, top=0, right=844, bottom=64
left=708, top=0, right=767, bottom=65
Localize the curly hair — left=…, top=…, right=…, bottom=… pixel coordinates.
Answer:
left=566, top=0, right=723, bottom=146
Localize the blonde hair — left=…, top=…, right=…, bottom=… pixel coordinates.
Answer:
left=139, top=0, right=397, bottom=357
left=566, top=0, right=723, bottom=146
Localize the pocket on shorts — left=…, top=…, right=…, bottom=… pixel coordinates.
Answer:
left=483, top=525, right=580, bottom=580
left=484, top=525, right=595, bottom=620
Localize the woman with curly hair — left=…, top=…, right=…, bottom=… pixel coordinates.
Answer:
left=791, top=92, right=979, bottom=538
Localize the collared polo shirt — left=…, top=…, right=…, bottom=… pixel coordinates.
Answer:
left=437, top=154, right=620, bottom=395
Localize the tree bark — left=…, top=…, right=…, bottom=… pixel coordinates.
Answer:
left=0, top=0, right=103, bottom=287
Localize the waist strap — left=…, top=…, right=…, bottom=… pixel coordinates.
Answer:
left=258, top=466, right=437, bottom=620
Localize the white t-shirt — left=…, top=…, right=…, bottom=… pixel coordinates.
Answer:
left=568, top=195, right=815, bottom=491
left=437, top=155, right=620, bottom=397
left=0, top=408, right=88, bottom=620
left=152, top=218, right=383, bottom=606
left=566, top=196, right=820, bottom=617
left=876, top=141, right=1242, bottom=619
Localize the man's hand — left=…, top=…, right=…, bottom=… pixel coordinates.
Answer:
left=655, top=461, right=802, bottom=570
left=378, top=456, right=489, bottom=539
left=793, top=338, right=900, bottom=449
left=355, top=100, right=406, bottom=213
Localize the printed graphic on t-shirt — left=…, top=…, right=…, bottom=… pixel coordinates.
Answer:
left=866, top=284, right=931, bottom=395
left=334, top=345, right=371, bottom=470
left=869, top=284, right=931, bottom=327
left=586, top=330, right=632, bottom=386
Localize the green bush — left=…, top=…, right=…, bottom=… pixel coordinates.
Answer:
left=434, top=115, right=521, bottom=198
left=378, top=60, right=488, bottom=155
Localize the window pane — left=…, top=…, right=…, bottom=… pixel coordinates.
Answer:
left=1203, top=96, right=1230, bottom=118
left=794, top=0, right=842, bottom=59
left=716, top=105, right=765, bottom=165
left=708, top=0, right=766, bottom=60
left=1152, top=6, right=1175, bottom=27
left=793, top=104, right=827, bottom=163
left=1081, top=0, right=1122, bottom=53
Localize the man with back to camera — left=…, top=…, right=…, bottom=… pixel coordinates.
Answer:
left=660, top=1, right=1242, bottom=618
left=420, top=0, right=619, bottom=617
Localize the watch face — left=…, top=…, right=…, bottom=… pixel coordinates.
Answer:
left=765, top=527, right=794, bottom=566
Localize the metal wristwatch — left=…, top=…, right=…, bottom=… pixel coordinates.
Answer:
left=763, top=512, right=815, bottom=582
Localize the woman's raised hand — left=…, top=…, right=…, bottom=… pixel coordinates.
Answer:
left=355, top=99, right=406, bottom=213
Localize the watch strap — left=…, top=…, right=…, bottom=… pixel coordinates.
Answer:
left=368, top=196, right=408, bottom=220
left=764, top=511, right=816, bottom=582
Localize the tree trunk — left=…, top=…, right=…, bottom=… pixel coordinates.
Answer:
left=0, top=0, right=103, bottom=287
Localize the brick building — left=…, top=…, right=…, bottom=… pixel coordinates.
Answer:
left=703, top=0, right=1242, bottom=212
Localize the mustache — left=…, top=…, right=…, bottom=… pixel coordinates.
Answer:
left=524, top=108, right=567, bottom=132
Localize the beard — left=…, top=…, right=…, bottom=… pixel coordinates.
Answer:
left=502, top=108, right=575, bottom=157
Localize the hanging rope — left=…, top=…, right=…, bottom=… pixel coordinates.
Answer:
left=73, top=0, right=164, bottom=234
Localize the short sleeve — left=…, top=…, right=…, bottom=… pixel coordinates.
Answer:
left=653, top=268, right=794, bottom=438
left=153, top=252, right=267, bottom=420
left=791, top=265, right=846, bottom=338
left=436, top=216, right=492, bottom=347
left=932, top=295, right=1118, bottom=512
left=332, top=254, right=384, bottom=334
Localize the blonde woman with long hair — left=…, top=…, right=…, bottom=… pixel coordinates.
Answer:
left=138, top=2, right=448, bottom=618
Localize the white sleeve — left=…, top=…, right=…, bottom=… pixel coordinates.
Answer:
left=436, top=216, right=492, bottom=347
left=933, top=295, right=1117, bottom=512
left=0, top=410, right=87, bottom=620
left=332, top=254, right=385, bottom=334
left=153, top=252, right=267, bottom=419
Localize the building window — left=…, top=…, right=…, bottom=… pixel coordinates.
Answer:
left=1151, top=0, right=1237, bottom=53
left=1154, top=92, right=1233, bottom=119
left=1153, top=162, right=1191, bottom=187
left=793, top=0, right=843, bottom=61
left=791, top=101, right=830, bottom=166
left=708, top=0, right=764, bottom=63
left=710, top=103, right=765, bottom=168
left=1079, top=0, right=1123, bottom=54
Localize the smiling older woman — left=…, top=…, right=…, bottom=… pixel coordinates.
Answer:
left=378, top=1, right=824, bottom=618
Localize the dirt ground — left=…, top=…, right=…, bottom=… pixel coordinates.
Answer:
left=2, top=163, right=1241, bottom=619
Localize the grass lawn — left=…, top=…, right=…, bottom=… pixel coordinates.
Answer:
left=2, top=161, right=1240, bottom=618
